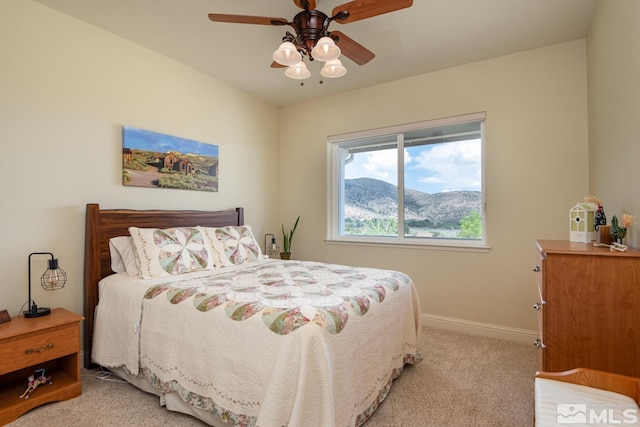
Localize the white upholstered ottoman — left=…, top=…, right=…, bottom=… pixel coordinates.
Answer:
left=535, top=376, right=640, bottom=426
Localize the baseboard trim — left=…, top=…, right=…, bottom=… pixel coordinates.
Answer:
left=422, top=313, right=537, bottom=345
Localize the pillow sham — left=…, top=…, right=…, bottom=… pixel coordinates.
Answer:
left=202, top=225, right=264, bottom=267
left=109, top=237, right=127, bottom=275
left=108, top=236, right=140, bottom=276
left=128, top=226, right=214, bottom=279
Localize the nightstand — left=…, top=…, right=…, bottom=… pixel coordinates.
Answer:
left=0, top=308, right=84, bottom=424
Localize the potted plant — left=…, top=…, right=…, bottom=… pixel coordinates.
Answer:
left=280, top=215, right=300, bottom=260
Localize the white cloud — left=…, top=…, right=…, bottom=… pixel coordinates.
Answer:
left=411, top=140, right=481, bottom=191
left=345, top=141, right=480, bottom=193
left=363, top=149, right=394, bottom=177
left=359, top=148, right=413, bottom=181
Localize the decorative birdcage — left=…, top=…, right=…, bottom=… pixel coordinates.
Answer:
left=569, top=203, right=598, bottom=242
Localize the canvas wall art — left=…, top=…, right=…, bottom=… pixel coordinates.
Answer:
left=122, top=126, right=219, bottom=192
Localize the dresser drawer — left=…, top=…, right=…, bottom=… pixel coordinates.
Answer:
left=0, top=323, right=79, bottom=375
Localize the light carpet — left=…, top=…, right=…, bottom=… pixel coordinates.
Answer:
left=7, top=327, right=536, bottom=426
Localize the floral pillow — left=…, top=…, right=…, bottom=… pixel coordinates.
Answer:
left=203, top=225, right=264, bottom=267
left=128, top=226, right=214, bottom=279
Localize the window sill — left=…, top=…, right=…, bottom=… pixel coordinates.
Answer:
left=324, top=238, right=491, bottom=253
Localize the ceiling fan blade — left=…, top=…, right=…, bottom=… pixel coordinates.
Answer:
left=208, top=14, right=288, bottom=26
left=294, top=0, right=316, bottom=10
left=331, top=31, right=375, bottom=65
left=332, top=0, right=413, bottom=24
left=271, top=61, right=287, bottom=69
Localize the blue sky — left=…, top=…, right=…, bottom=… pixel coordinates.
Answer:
left=123, top=126, right=219, bottom=157
left=345, top=139, right=481, bottom=194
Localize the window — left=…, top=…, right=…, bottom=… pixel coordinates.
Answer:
left=327, top=112, right=486, bottom=248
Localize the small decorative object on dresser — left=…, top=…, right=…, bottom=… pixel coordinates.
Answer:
left=569, top=201, right=598, bottom=242
left=0, top=308, right=84, bottom=424
left=610, top=213, right=635, bottom=245
left=610, top=216, right=627, bottom=244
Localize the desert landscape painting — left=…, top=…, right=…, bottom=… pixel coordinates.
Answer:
left=122, top=126, right=219, bottom=192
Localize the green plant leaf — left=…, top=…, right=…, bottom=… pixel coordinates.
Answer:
left=281, top=215, right=300, bottom=253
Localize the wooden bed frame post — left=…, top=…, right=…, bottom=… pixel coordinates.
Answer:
left=83, top=203, right=100, bottom=369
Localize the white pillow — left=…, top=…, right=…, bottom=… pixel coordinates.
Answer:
left=202, top=225, right=265, bottom=267
left=128, top=226, right=214, bottom=279
left=109, top=236, right=140, bottom=276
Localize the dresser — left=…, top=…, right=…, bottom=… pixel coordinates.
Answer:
left=0, top=308, right=83, bottom=424
left=533, top=240, right=640, bottom=377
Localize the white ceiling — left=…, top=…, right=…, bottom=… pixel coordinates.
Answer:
left=34, top=0, right=598, bottom=107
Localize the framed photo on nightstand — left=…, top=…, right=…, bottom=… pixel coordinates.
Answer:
left=0, top=309, right=10, bottom=324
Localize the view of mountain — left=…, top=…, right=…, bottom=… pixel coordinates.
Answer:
left=345, top=177, right=481, bottom=228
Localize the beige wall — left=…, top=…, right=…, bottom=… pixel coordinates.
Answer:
left=3, top=0, right=611, bottom=338
left=279, top=40, right=590, bottom=333
left=0, top=1, right=279, bottom=317
left=587, top=0, right=640, bottom=248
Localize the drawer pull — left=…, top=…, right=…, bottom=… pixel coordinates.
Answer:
left=25, top=343, right=55, bottom=354
left=533, top=302, right=542, bottom=310
left=532, top=265, right=540, bottom=272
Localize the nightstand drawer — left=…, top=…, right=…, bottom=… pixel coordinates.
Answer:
left=0, top=323, right=79, bottom=375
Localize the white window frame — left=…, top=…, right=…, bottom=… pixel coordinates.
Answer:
left=326, top=112, right=488, bottom=251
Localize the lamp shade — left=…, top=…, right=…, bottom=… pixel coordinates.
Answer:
left=41, top=258, right=67, bottom=291
left=285, top=61, right=311, bottom=80
left=273, top=41, right=302, bottom=66
left=320, top=58, right=347, bottom=78
left=311, top=36, right=341, bottom=62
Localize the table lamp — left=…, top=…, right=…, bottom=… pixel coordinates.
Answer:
left=24, top=252, right=67, bottom=318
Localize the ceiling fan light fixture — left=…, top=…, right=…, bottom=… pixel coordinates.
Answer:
left=311, top=36, right=341, bottom=62
left=285, top=61, right=311, bottom=80
left=320, top=58, right=347, bottom=78
left=209, top=0, right=416, bottom=84
left=273, top=41, right=302, bottom=66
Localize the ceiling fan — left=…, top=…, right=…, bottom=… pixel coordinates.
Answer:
left=208, top=0, right=413, bottom=80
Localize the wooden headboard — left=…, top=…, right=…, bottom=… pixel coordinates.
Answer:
left=83, top=203, right=244, bottom=369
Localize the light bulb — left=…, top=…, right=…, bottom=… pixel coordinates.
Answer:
left=273, top=41, right=302, bottom=66
left=268, top=237, right=280, bottom=257
left=45, top=269, right=59, bottom=287
left=320, top=58, right=347, bottom=78
left=285, top=61, right=311, bottom=80
left=311, top=36, right=341, bottom=62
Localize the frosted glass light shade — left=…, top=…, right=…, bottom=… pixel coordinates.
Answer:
left=285, top=61, right=311, bottom=79
left=311, top=36, right=341, bottom=62
left=320, top=58, right=347, bottom=78
left=273, top=41, right=302, bottom=66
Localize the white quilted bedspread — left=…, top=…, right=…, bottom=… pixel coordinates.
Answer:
left=93, top=259, right=422, bottom=427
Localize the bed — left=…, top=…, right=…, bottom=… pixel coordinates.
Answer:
left=83, top=203, right=422, bottom=427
